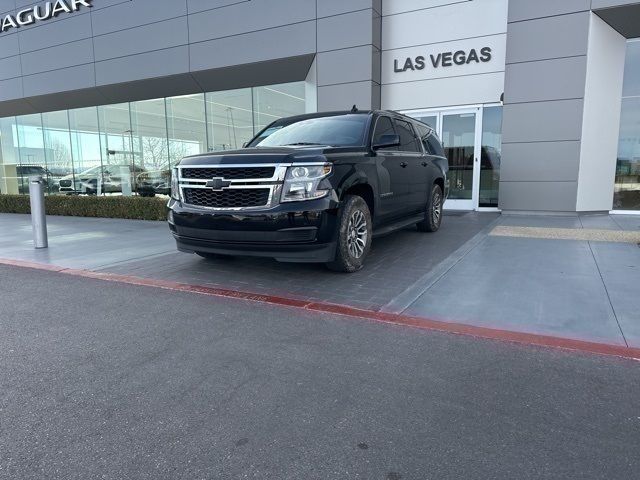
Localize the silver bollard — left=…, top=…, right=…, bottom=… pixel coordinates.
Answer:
left=28, top=175, right=48, bottom=249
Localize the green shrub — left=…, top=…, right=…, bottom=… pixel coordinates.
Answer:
left=0, top=194, right=168, bottom=221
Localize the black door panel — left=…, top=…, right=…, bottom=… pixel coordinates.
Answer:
left=394, top=118, right=428, bottom=214
left=372, top=116, right=410, bottom=221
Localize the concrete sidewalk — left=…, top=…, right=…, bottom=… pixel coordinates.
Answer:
left=393, top=213, right=640, bottom=348
left=0, top=212, right=638, bottom=349
left=0, top=215, right=175, bottom=270
left=0, top=212, right=498, bottom=310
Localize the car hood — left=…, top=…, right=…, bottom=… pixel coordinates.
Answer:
left=178, top=146, right=365, bottom=166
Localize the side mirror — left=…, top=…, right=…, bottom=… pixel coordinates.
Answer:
left=372, top=134, right=400, bottom=150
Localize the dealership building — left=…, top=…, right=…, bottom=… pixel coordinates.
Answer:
left=0, top=0, right=638, bottom=213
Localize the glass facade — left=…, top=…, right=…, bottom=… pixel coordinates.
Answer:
left=479, top=106, right=503, bottom=208
left=207, top=88, right=254, bottom=152
left=0, top=82, right=306, bottom=197
left=615, top=40, right=640, bottom=211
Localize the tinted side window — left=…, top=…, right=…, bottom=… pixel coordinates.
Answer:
left=427, top=133, right=445, bottom=157
left=415, top=125, right=433, bottom=154
left=372, top=116, right=398, bottom=151
left=395, top=119, right=421, bottom=153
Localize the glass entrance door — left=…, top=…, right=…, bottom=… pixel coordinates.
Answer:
left=441, top=111, right=478, bottom=210
left=410, top=108, right=482, bottom=210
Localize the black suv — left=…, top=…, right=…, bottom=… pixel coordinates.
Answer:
left=168, top=110, right=449, bottom=272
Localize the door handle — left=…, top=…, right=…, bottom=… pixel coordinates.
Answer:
left=400, top=162, right=408, bottom=168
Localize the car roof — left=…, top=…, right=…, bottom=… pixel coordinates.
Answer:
left=268, top=109, right=434, bottom=132
left=268, top=110, right=374, bottom=123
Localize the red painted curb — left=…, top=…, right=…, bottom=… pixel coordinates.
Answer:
left=0, top=258, right=66, bottom=272
left=1, top=257, right=639, bottom=361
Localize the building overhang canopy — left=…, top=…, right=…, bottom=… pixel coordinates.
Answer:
left=595, top=2, right=640, bottom=38
left=0, top=54, right=315, bottom=118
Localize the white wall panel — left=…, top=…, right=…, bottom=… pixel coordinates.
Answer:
left=576, top=14, right=626, bottom=211
left=382, top=0, right=508, bottom=50
left=381, top=0, right=507, bottom=110
left=381, top=34, right=506, bottom=84
left=383, top=0, right=469, bottom=16
left=382, top=72, right=504, bottom=111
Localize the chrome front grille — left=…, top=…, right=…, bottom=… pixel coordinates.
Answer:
left=178, top=164, right=286, bottom=211
left=181, top=167, right=275, bottom=180
left=183, top=188, right=270, bottom=209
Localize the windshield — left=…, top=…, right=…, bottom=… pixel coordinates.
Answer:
left=251, top=114, right=368, bottom=148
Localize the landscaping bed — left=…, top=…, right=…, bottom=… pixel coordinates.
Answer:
left=0, top=194, right=167, bottom=221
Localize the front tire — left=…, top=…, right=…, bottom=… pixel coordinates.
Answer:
left=417, top=183, right=443, bottom=233
left=326, top=195, right=372, bottom=273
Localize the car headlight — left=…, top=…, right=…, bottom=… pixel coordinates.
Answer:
left=170, top=168, right=180, bottom=201
left=281, top=164, right=332, bottom=202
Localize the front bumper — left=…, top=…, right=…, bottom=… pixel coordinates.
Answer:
left=168, top=196, right=340, bottom=263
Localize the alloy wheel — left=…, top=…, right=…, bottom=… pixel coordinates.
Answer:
left=432, top=191, right=442, bottom=226
left=347, top=209, right=368, bottom=259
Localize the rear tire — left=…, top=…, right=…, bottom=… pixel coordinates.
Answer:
left=417, top=184, right=443, bottom=233
left=326, top=195, right=372, bottom=273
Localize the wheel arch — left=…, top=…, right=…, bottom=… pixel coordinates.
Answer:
left=340, top=181, right=375, bottom=218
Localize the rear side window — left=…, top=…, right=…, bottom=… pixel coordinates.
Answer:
left=395, top=119, right=421, bottom=153
left=426, top=133, right=445, bottom=157
left=415, top=124, right=444, bottom=157
left=372, top=116, right=398, bottom=151
left=416, top=125, right=433, bottom=154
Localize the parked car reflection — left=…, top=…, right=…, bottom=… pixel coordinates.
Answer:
left=58, top=164, right=145, bottom=195
left=16, top=165, right=60, bottom=194
left=136, top=169, right=171, bottom=197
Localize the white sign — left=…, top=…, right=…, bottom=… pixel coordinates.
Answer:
left=1, top=0, right=92, bottom=33
left=382, top=35, right=506, bottom=85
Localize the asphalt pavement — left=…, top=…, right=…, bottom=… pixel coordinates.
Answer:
left=0, top=265, right=638, bottom=480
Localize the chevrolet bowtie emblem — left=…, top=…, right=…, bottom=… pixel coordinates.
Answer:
left=205, top=178, right=232, bottom=191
